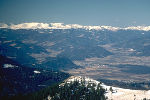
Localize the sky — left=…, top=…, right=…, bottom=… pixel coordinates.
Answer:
left=0, top=0, right=150, bottom=27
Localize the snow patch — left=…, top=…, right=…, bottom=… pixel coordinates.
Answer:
left=34, top=70, right=41, bottom=74
left=128, top=48, right=136, bottom=52
left=142, top=32, right=145, bottom=34
left=3, top=64, right=18, bottom=68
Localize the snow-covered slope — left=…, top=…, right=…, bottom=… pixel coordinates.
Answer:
left=65, top=76, right=150, bottom=100
left=1, top=22, right=150, bottom=31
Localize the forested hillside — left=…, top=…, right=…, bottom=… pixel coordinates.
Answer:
left=6, top=77, right=106, bottom=100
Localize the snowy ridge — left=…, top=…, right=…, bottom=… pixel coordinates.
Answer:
left=65, top=76, right=150, bottom=100
left=0, top=22, right=150, bottom=31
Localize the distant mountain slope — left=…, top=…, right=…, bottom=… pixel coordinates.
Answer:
left=0, top=55, right=70, bottom=100
left=0, top=29, right=112, bottom=64
left=1, top=28, right=150, bottom=62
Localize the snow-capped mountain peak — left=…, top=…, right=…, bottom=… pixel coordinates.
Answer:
left=0, top=22, right=150, bottom=31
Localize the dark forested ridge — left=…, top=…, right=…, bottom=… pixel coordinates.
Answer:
left=0, top=55, right=70, bottom=100
left=49, top=80, right=106, bottom=100
left=6, top=78, right=106, bottom=100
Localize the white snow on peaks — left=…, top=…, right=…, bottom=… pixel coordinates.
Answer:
left=10, top=22, right=50, bottom=29
left=0, top=23, right=8, bottom=28
left=49, top=23, right=65, bottom=29
left=49, top=23, right=84, bottom=29
left=1, top=22, right=150, bottom=31
left=125, top=26, right=150, bottom=31
left=101, top=26, right=120, bottom=31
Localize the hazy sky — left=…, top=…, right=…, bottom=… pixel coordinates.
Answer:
left=0, top=0, right=150, bottom=27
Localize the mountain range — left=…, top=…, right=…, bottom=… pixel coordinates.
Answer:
left=1, top=23, right=150, bottom=99
left=1, top=22, right=150, bottom=31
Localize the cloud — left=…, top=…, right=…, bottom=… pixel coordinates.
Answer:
left=0, top=22, right=150, bottom=31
